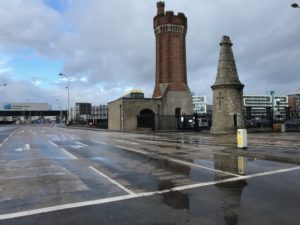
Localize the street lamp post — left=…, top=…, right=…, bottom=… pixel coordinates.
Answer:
left=59, top=73, right=70, bottom=124
left=276, top=99, right=280, bottom=120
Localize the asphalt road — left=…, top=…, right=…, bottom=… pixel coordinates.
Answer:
left=0, top=125, right=299, bottom=225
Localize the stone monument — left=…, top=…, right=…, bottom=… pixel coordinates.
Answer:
left=211, top=35, right=245, bottom=134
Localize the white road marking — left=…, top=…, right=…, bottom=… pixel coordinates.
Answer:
left=115, top=145, right=155, bottom=157
left=90, top=139, right=107, bottom=145
left=69, top=142, right=88, bottom=149
left=0, top=194, right=134, bottom=221
left=244, top=166, right=300, bottom=179
left=61, top=129, right=74, bottom=133
left=75, top=141, right=88, bottom=147
left=115, top=145, right=240, bottom=177
left=61, top=135, right=68, bottom=140
left=49, top=136, right=77, bottom=158
left=8, top=130, right=16, bottom=137
left=1, top=166, right=299, bottom=220
left=27, top=129, right=37, bottom=135
left=60, top=148, right=78, bottom=160
left=24, top=144, right=30, bottom=150
left=0, top=137, right=9, bottom=149
left=48, top=140, right=58, bottom=147
left=115, top=139, right=139, bottom=145
left=89, top=166, right=135, bottom=195
left=167, top=158, right=240, bottom=177
left=68, top=135, right=77, bottom=140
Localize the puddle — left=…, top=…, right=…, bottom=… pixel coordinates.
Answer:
left=192, top=154, right=297, bottom=176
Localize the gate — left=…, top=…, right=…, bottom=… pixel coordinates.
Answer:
left=137, top=109, right=155, bottom=130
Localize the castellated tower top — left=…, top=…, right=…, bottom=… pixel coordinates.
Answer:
left=154, top=2, right=187, bottom=29
left=156, top=1, right=165, bottom=15
left=153, top=1, right=191, bottom=99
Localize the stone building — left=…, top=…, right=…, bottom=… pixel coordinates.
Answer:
left=108, top=2, right=193, bottom=131
left=210, top=36, right=245, bottom=134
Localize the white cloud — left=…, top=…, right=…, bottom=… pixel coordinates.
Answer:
left=0, top=0, right=299, bottom=106
left=32, top=80, right=42, bottom=86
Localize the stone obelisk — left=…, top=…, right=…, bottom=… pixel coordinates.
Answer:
left=211, top=35, right=245, bottom=134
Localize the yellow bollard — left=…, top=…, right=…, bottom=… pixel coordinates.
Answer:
left=237, top=129, right=247, bottom=149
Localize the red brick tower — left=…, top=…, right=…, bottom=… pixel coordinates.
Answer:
left=153, top=2, right=192, bottom=115
left=153, top=1, right=189, bottom=97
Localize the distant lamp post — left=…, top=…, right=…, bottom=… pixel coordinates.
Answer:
left=291, top=3, right=300, bottom=8
left=59, top=73, right=70, bottom=124
left=276, top=99, right=280, bottom=120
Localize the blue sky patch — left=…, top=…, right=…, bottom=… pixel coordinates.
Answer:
left=11, top=49, right=63, bottom=86
left=43, top=0, right=69, bottom=13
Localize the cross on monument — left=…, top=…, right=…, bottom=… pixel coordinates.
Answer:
left=216, top=92, right=224, bottom=110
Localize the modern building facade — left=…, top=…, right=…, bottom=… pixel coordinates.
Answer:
left=295, top=92, right=300, bottom=112
left=0, top=102, right=64, bottom=123
left=91, top=105, right=108, bottom=120
left=70, top=103, right=92, bottom=122
left=244, top=95, right=288, bottom=119
left=69, top=104, right=108, bottom=126
left=192, top=95, right=207, bottom=114
left=288, top=91, right=300, bottom=117
left=288, top=95, right=297, bottom=112
left=0, top=103, right=51, bottom=111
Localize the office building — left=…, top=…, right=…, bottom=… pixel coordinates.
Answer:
left=243, top=95, right=288, bottom=119
left=192, top=95, right=207, bottom=114
left=91, top=105, right=108, bottom=120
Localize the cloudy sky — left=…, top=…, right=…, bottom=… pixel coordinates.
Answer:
left=0, top=0, right=299, bottom=109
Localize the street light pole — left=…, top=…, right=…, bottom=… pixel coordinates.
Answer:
left=276, top=98, right=280, bottom=120
left=59, top=73, right=70, bottom=124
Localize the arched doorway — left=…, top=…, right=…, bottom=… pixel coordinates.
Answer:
left=137, top=109, right=155, bottom=130
left=175, top=107, right=181, bottom=118
left=175, top=107, right=181, bottom=129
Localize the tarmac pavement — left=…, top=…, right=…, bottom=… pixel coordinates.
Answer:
left=0, top=125, right=299, bottom=225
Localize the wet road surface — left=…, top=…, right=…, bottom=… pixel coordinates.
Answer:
left=0, top=125, right=299, bottom=225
